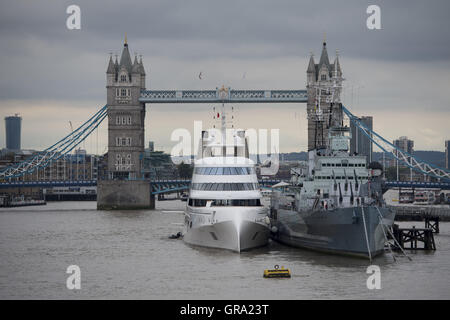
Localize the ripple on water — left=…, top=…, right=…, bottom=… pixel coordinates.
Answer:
left=0, top=201, right=449, bottom=299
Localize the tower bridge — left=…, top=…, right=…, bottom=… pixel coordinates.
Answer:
left=1, top=37, right=449, bottom=210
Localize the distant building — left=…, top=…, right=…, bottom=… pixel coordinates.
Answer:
left=0, top=148, right=100, bottom=182
left=350, top=116, right=373, bottom=163
left=391, top=136, right=414, bottom=174
left=142, top=149, right=178, bottom=180
left=446, top=140, right=450, bottom=170
left=4, top=114, right=22, bottom=150
left=394, top=136, right=414, bottom=155
left=148, top=141, right=154, bottom=152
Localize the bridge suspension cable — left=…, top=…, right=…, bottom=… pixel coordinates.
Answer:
left=0, top=105, right=108, bottom=180
left=342, top=105, right=450, bottom=181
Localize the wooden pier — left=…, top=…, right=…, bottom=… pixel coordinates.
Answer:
left=425, top=216, right=440, bottom=234
left=391, top=224, right=436, bottom=251
left=390, top=205, right=449, bottom=235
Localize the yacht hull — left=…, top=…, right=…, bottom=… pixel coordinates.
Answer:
left=184, top=219, right=270, bottom=252
left=270, top=206, right=395, bottom=259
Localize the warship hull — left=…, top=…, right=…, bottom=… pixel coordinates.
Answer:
left=270, top=206, right=395, bottom=259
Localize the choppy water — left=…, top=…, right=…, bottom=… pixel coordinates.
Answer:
left=0, top=201, right=449, bottom=299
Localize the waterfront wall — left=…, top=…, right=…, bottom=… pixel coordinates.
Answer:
left=97, top=180, right=154, bottom=210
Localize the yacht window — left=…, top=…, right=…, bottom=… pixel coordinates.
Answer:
left=209, top=199, right=262, bottom=207
left=210, top=183, right=219, bottom=191
left=192, top=199, right=206, bottom=206
left=194, top=167, right=253, bottom=175
left=191, top=183, right=258, bottom=191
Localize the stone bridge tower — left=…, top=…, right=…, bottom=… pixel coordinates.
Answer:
left=97, top=37, right=154, bottom=210
left=306, top=41, right=342, bottom=151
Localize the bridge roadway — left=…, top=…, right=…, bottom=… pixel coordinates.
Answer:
left=139, top=89, right=308, bottom=104
left=1, top=179, right=450, bottom=195
left=0, top=179, right=282, bottom=195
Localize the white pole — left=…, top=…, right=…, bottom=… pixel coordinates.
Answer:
left=360, top=207, right=372, bottom=262
left=396, top=158, right=399, bottom=181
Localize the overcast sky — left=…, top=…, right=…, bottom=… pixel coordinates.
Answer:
left=0, top=0, right=449, bottom=154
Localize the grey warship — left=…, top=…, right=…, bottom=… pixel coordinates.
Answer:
left=269, top=45, right=395, bottom=259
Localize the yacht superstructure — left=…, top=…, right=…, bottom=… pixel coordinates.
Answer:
left=183, top=100, right=270, bottom=252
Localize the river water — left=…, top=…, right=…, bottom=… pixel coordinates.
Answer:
left=0, top=200, right=449, bottom=299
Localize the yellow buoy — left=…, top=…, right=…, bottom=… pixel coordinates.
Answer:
left=263, top=265, right=291, bottom=278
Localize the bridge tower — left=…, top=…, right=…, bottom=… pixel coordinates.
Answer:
left=306, top=41, right=343, bottom=151
left=97, top=37, right=154, bottom=210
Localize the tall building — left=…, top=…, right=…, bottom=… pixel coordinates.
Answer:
left=393, top=136, right=414, bottom=155
left=105, top=37, right=146, bottom=180
left=446, top=140, right=450, bottom=170
left=393, top=136, right=414, bottom=167
left=306, top=41, right=343, bottom=150
left=4, top=114, right=22, bottom=150
left=350, top=116, right=373, bottom=163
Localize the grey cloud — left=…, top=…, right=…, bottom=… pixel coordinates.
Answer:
left=0, top=0, right=449, bottom=152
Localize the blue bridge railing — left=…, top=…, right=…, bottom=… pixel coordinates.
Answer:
left=1, top=179, right=450, bottom=195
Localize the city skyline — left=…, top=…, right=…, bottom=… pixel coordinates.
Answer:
left=0, top=0, right=449, bottom=154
